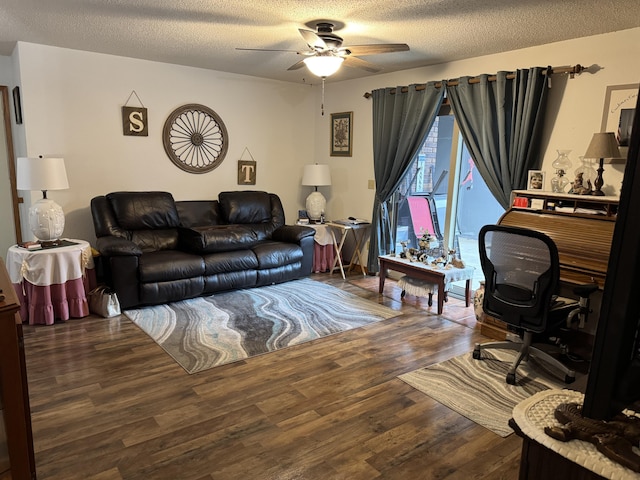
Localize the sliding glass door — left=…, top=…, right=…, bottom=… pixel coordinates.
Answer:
left=394, top=111, right=504, bottom=294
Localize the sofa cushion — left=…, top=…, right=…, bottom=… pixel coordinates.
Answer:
left=176, top=200, right=222, bottom=227
left=202, top=250, right=259, bottom=275
left=107, top=191, right=180, bottom=230
left=132, top=229, right=179, bottom=253
left=138, top=250, right=205, bottom=283
left=179, top=225, right=263, bottom=253
left=219, top=191, right=272, bottom=224
left=252, top=242, right=303, bottom=269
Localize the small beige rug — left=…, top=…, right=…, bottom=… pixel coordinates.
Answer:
left=399, top=349, right=563, bottom=437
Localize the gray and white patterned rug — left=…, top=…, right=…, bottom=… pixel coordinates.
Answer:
left=124, top=278, right=400, bottom=374
left=399, top=349, right=564, bottom=437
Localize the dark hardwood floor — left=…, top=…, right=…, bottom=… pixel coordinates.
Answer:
left=21, top=273, right=522, bottom=479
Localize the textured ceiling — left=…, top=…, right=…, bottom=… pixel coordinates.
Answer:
left=1, top=0, right=639, bottom=84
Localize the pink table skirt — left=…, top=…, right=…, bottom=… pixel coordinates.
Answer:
left=13, top=269, right=97, bottom=325
left=313, top=243, right=335, bottom=273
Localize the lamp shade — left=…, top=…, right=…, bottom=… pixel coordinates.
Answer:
left=301, top=164, right=332, bottom=187
left=584, top=132, right=622, bottom=164
left=16, top=157, right=69, bottom=191
left=303, top=56, right=344, bottom=77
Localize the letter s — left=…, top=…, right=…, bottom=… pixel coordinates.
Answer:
left=129, top=111, right=144, bottom=132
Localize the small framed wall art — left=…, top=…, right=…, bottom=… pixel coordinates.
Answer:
left=237, top=147, right=256, bottom=185
left=238, top=160, right=256, bottom=185
left=330, top=111, right=352, bottom=157
left=12, top=86, right=22, bottom=124
left=527, top=170, right=545, bottom=190
left=600, top=83, right=639, bottom=158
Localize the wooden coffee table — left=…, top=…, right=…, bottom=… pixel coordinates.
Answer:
left=378, top=254, right=474, bottom=314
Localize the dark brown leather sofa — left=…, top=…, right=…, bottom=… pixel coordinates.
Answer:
left=91, top=190, right=315, bottom=309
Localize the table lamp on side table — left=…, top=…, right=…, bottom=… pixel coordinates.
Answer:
left=16, top=156, right=69, bottom=246
left=302, top=163, right=331, bottom=222
left=584, top=132, right=622, bottom=196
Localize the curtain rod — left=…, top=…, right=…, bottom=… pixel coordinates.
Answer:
left=362, top=64, right=587, bottom=98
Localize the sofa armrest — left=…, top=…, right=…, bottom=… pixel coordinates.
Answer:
left=272, top=225, right=316, bottom=244
left=95, top=236, right=143, bottom=256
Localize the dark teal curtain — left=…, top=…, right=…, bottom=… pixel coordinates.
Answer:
left=366, top=83, right=444, bottom=274
left=445, top=68, right=550, bottom=209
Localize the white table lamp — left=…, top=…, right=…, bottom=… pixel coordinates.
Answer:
left=16, top=156, right=69, bottom=245
left=302, top=164, right=331, bottom=221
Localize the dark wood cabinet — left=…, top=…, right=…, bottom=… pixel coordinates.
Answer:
left=516, top=434, right=606, bottom=479
left=0, top=258, right=36, bottom=479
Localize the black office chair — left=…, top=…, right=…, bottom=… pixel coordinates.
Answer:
left=472, top=224, right=578, bottom=385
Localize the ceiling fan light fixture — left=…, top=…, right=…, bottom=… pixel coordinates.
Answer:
left=303, top=55, right=344, bottom=77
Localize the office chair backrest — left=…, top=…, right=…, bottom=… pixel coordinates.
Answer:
left=479, top=224, right=560, bottom=333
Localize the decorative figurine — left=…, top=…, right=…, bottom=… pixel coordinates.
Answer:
left=568, top=172, right=593, bottom=195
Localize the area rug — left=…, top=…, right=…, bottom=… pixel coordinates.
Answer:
left=124, top=278, right=399, bottom=374
left=398, top=349, right=564, bottom=437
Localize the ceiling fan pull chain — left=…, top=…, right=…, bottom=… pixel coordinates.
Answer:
left=321, top=77, right=325, bottom=116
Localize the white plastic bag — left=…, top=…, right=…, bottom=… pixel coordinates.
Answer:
left=88, top=286, right=121, bottom=318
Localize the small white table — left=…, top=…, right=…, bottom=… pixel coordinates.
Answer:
left=6, top=239, right=96, bottom=325
left=326, top=222, right=371, bottom=279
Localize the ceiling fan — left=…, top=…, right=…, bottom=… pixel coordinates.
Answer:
left=237, top=22, right=410, bottom=78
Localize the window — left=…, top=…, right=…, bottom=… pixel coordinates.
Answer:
left=394, top=112, right=505, bottom=292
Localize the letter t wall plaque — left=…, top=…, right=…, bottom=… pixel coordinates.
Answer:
left=238, top=160, right=256, bottom=185
left=237, top=147, right=257, bottom=185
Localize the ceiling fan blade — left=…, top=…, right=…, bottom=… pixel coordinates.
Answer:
left=340, top=44, right=410, bottom=56
left=287, top=59, right=307, bottom=71
left=236, top=47, right=301, bottom=53
left=343, top=56, right=381, bottom=73
left=298, top=28, right=327, bottom=50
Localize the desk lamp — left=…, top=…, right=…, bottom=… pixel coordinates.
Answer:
left=301, top=164, right=331, bottom=222
left=584, top=132, right=622, bottom=196
left=16, top=156, right=69, bottom=245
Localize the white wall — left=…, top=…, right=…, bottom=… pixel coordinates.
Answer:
left=4, top=27, right=640, bottom=253
left=13, top=42, right=316, bottom=246
left=318, top=27, right=640, bottom=221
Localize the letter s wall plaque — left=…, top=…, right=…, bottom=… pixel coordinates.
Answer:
left=122, top=106, right=149, bottom=136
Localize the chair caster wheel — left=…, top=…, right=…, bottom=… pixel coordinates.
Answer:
left=472, top=348, right=481, bottom=360
left=506, top=373, right=516, bottom=385
left=565, top=375, right=575, bottom=384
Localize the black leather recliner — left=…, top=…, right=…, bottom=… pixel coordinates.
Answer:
left=91, top=190, right=315, bottom=309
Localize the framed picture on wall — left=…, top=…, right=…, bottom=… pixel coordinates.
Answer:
left=12, top=86, right=22, bottom=124
left=527, top=170, right=545, bottom=190
left=330, top=111, right=352, bottom=157
left=601, top=83, right=639, bottom=158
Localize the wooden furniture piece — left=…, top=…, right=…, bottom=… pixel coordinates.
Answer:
left=378, top=254, right=474, bottom=314
left=326, top=222, right=371, bottom=279
left=0, top=258, right=37, bottom=479
left=503, top=190, right=618, bottom=287
left=480, top=190, right=618, bottom=340
left=6, top=239, right=96, bottom=325
left=511, top=389, right=634, bottom=480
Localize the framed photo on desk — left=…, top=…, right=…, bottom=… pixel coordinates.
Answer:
left=527, top=170, right=545, bottom=190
